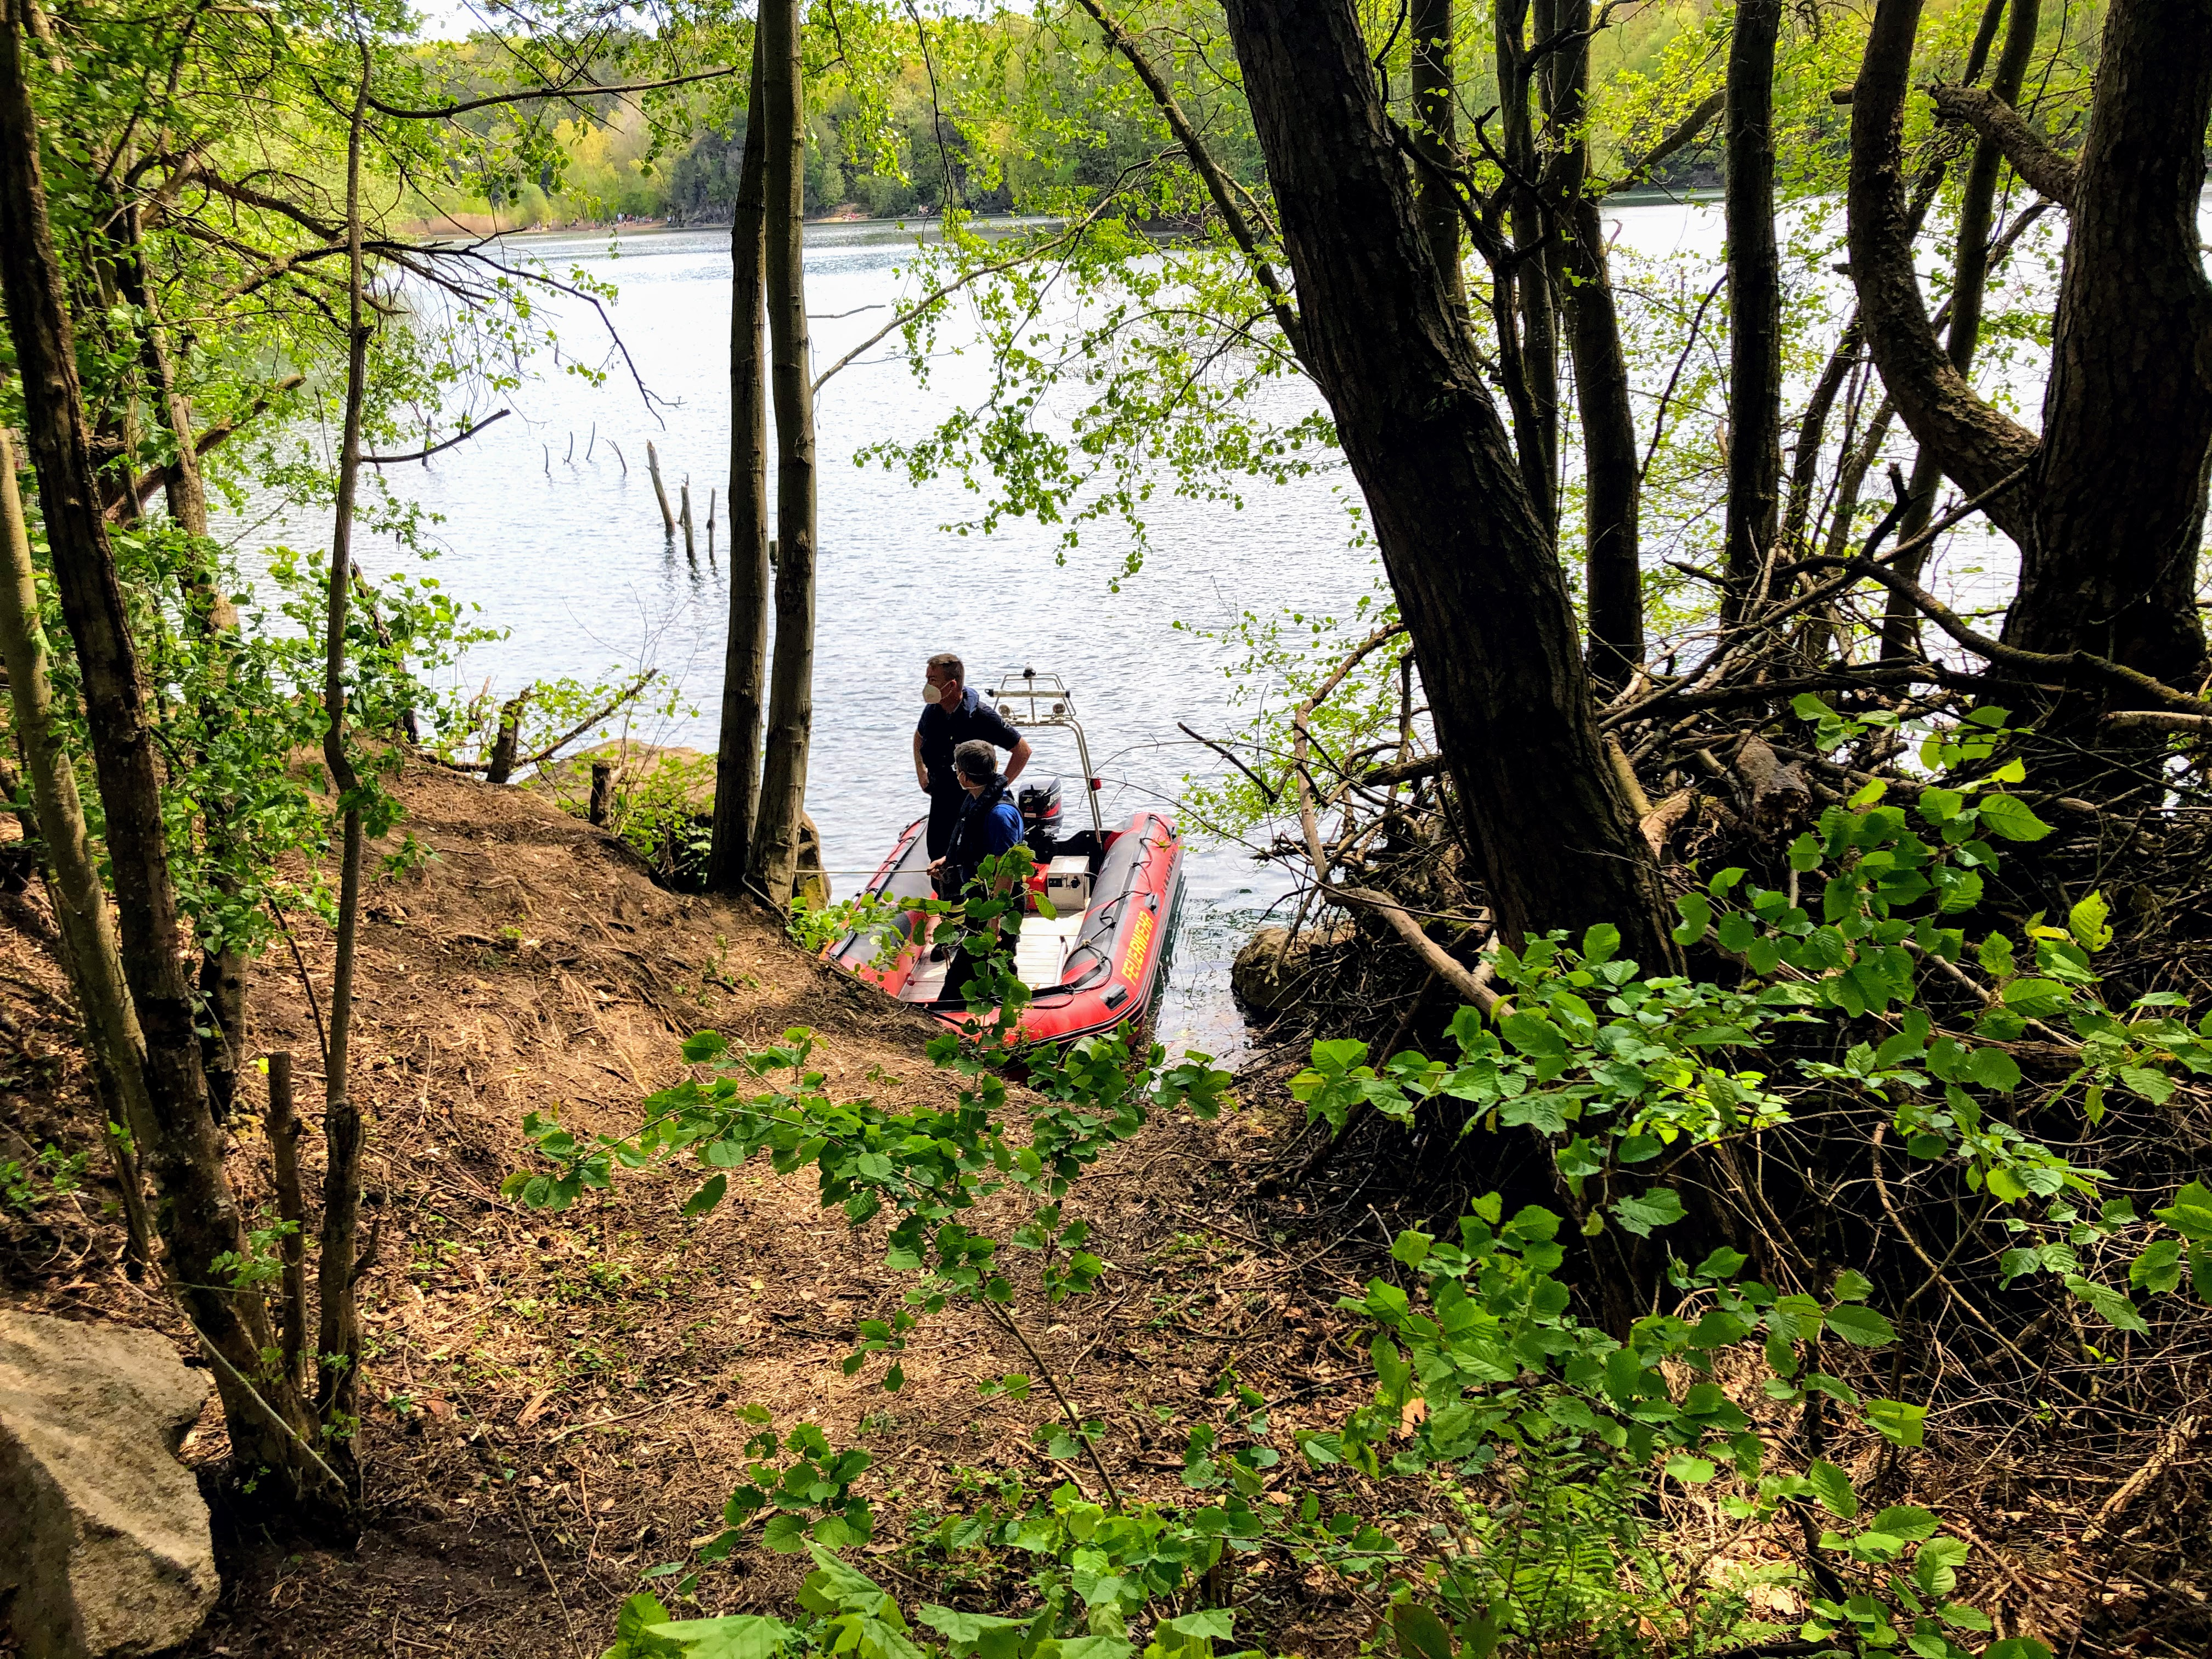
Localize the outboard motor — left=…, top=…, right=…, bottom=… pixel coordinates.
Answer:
left=1018, top=777, right=1064, bottom=859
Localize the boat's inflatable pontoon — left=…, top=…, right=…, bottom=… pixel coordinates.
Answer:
left=824, top=670, right=1183, bottom=1043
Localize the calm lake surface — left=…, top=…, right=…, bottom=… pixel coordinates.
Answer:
left=225, top=203, right=1741, bottom=1063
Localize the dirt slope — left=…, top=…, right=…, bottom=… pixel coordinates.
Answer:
left=0, top=761, right=1359, bottom=1659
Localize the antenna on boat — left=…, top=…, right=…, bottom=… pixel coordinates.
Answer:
left=992, top=667, right=1104, bottom=836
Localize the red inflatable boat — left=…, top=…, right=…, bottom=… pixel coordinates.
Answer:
left=823, top=671, right=1184, bottom=1044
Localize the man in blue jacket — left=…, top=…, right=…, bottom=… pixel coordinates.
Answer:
left=926, top=741, right=1027, bottom=1001
left=931, top=740, right=1024, bottom=899
left=915, top=653, right=1031, bottom=861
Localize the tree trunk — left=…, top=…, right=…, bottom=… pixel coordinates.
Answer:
left=1849, top=0, right=2211, bottom=697
left=312, top=55, right=373, bottom=1496
left=2006, top=0, right=2211, bottom=686
left=0, top=426, right=161, bottom=1220
left=1880, top=0, right=2036, bottom=662
left=748, top=0, right=819, bottom=906
left=0, top=0, right=318, bottom=1488
left=1720, top=0, right=1783, bottom=618
left=709, top=36, right=771, bottom=895
left=1218, top=0, right=1678, bottom=967
left=1493, top=0, right=1558, bottom=538
left=113, top=195, right=248, bottom=1116
left=1550, top=0, right=1641, bottom=692
left=1409, top=0, right=1462, bottom=317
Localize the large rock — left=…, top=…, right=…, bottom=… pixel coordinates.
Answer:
left=0, top=1311, right=218, bottom=1658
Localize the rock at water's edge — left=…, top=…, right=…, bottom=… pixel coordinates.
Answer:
left=0, top=1310, right=218, bottom=1658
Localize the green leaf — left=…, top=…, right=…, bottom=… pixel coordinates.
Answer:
left=1807, top=1459, right=1858, bottom=1519
left=760, top=1512, right=810, bottom=1553
left=1976, top=795, right=2052, bottom=842
left=1663, top=1453, right=1717, bottom=1485
left=1830, top=1269, right=1874, bottom=1303
left=2067, top=891, right=2112, bottom=951
left=2154, top=1181, right=2212, bottom=1242
left=1611, top=1187, right=1688, bottom=1238
left=2130, top=1239, right=2183, bottom=1295
left=1965, top=1047, right=2022, bottom=1093
left=634, top=1616, right=795, bottom=1659
left=1824, top=1303, right=1897, bottom=1348
left=1869, top=1505, right=1941, bottom=1543
left=1391, top=1229, right=1434, bottom=1268
left=1695, top=1246, right=1748, bottom=1282
left=2065, top=1274, right=2150, bottom=1335
left=1499, top=1012, right=1567, bottom=1063
left=1983, top=1643, right=2055, bottom=1659
left=681, top=1030, right=729, bottom=1063
left=1866, top=1398, right=1927, bottom=1447
left=1673, top=892, right=1712, bottom=947
left=2119, top=1065, right=2177, bottom=1106
left=683, top=1174, right=729, bottom=1217
left=1389, top=1601, right=1454, bottom=1659
left=1581, top=923, right=1621, bottom=966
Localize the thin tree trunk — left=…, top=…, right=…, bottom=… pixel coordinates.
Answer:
left=1494, top=0, right=1558, bottom=537
left=1551, top=0, right=1641, bottom=691
left=1720, top=0, right=1783, bottom=619
left=0, top=426, right=161, bottom=1248
left=748, top=0, right=818, bottom=906
left=1410, top=0, right=1462, bottom=317
left=1219, top=0, right=1678, bottom=967
left=114, top=195, right=248, bottom=1116
left=0, top=0, right=318, bottom=1487
left=312, top=52, right=371, bottom=1483
left=266, top=1050, right=309, bottom=1394
left=710, top=36, right=772, bottom=895
left=1881, top=0, right=2038, bottom=661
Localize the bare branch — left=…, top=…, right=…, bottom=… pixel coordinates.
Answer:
left=363, top=409, right=511, bottom=465
left=364, top=64, right=742, bottom=122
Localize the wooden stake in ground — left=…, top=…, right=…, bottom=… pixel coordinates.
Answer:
left=646, top=440, right=676, bottom=535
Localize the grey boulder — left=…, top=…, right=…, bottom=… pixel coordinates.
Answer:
left=0, top=1310, right=218, bottom=1658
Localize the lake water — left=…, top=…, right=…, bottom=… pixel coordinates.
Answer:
left=219, top=198, right=2035, bottom=1064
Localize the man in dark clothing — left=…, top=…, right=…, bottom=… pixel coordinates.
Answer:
left=927, top=740, right=1026, bottom=1005
left=932, top=740, right=1025, bottom=898
left=915, top=652, right=1031, bottom=859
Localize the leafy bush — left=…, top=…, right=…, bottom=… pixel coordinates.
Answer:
left=506, top=733, right=2209, bottom=1659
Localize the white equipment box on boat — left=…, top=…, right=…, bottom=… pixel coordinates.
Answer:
left=1045, top=855, right=1093, bottom=914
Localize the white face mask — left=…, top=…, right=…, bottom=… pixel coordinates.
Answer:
left=923, top=681, right=946, bottom=706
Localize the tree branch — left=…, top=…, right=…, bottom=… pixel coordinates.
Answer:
left=1797, top=555, right=2212, bottom=714
left=1927, top=82, right=2076, bottom=205
left=1070, top=0, right=1305, bottom=360
left=364, top=64, right=743, bottom=122
left=1605, top=87, right=1725, bottom=194
left=1846, top=0, right=2039, bottom=541
left=106, top=373, right=305, bottom=520
left=363, top=409, right=511, bottom=465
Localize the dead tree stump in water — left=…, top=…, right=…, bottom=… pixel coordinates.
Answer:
left=680, top=479, right=696, bottom=560
left=589, top=760, right=614, bottom=827
left=645, top=441, right=677, bottom=535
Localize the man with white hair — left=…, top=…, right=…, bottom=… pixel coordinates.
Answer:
left=915, top=651, right=1030, bottom=861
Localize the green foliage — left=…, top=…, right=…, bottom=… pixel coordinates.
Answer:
left=0, top=1144, right=89, bottom=1215
left=537, top=706, right=2205, bottom=1659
